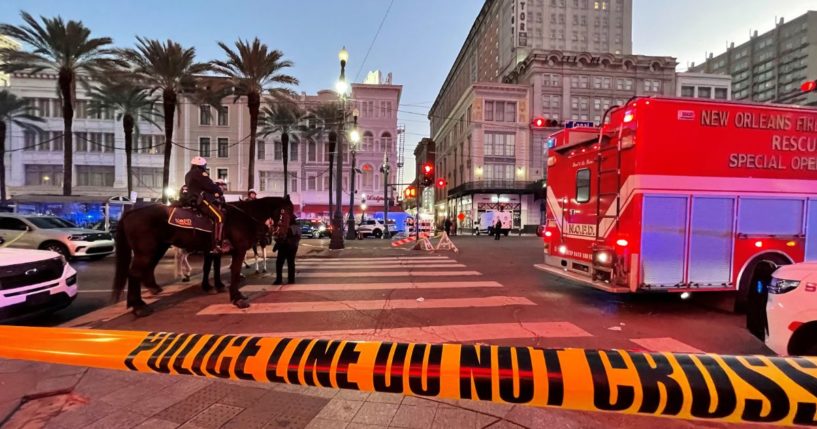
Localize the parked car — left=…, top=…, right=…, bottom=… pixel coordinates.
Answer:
left=357, top=219, right=388, bottom=239
left=297, top=219, right=330, bottom=239
left=0, top=246, right=78, bottom=322
left=766, top=262, right=817, bottom=356
left=0, top=213, right=115, bottom=259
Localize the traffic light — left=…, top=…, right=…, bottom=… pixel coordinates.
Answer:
left=802, top=80, right=817, bottom=93
left=360, top=194, right=367, bottom=210
left=531, top=117, right=546, bottom=128
left=403, top=186, right=417, bottom=199
left=436, top=178, right=447, bottom=188
left=422, top=163, right=434, bottom=187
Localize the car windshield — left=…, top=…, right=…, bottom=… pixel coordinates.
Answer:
left=26, top=217, right=74, bottom=229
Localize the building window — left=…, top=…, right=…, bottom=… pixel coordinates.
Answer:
left=681, top=86, right=695, bottom=97
left=381, top=132, right=392, bottom=153
left=484, top=132, right=515, bottom=158
left=216, top=168, right=228, bottom=182
left=643, top=79, right=661, bottom=92
left=714, top=88, right=728, bottom=100
left=24, top=164, right=63, bottom=186
left=217, top=106, right=228, bottom=126
left=77, top=165, right=114, bottom=187
left=37, top=132, right=49, bottom=151
left=602, top=77, right=611, bottom=89
left=362, top=131, right=374, bottom=152
left=274, top=140, right=283, bottom=161
left=291, top=177, right=298, bottom=193
left=23, top=130, right=36, bottom=150
left=131, top=167, right=163, bottom=189
left=257, top=139, right=265, bottom=160
left=217, top=138, right=228, bottom=158
left=576, top=168, right=590, bottom=203
left=290, top=139, right=299, bottom=161
left=199, top=137, right=211, bottom=157
left=51, top=132, right=63, bottom=152
left=698, top=87, right=712, bottom=98
left=484, top=101, right=517, bottom=122
left=199, top=105, right=211, bottom=125
left=484, top=163, right=515, bottom=180
left=307, top=175, right=317, bottom=191
left=361, top=164, right=374, bottom=188
left=307, top=139, right=316, bottom=162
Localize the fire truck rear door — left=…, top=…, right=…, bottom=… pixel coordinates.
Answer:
left=641, top=195, right=688, bottom=287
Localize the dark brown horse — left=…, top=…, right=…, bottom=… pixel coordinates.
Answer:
left=112, top=196, right=293, bottom=316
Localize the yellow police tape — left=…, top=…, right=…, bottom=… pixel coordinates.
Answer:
left=0, top=326, right=814, bottom=426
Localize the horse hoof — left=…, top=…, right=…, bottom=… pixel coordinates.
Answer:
left=255, top=270, right=260, bottom=275
left=133, top=305, right=154, bottom=318
left=148, top=286, right=163, bottom=296
left=262, top=269, right=267, bottom=274
left=182, top=276, right=190, bottom=282
left=232, top=299, right=250, bottom=309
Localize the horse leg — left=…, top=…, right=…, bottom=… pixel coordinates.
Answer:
left=261, top=246, right=268, bottom=273
left=145, top=245, right=168, bottom=295
left=127, top=255, right=153, bottom=317
left=254, top=245, right=260, bottom=274
left=201, top=253, right=213, bottom=292
left=214, top=255, right=226, bottom=292
left=229, top=251, right=250, bottom=308
left=182, top=251, right=191, bottom=282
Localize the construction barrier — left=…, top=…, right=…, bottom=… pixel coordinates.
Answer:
left=0, top=326, right=815, bottom=426
left=391, top=233, right=428, bottom=247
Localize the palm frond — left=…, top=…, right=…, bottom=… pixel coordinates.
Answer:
left=0, top=90, right=44, bottom=133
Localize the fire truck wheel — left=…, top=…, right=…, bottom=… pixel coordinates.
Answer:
left=736, top=253, right=791, bottom=314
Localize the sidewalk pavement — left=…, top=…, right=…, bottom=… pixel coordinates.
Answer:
left=1, top=359, right=743, bottom=429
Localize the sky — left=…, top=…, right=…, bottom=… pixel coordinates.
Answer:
left=1, top=0, right=815, bottom=181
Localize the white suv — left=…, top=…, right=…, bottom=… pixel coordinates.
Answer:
left=0, top=214, right=115, bottom=259
left=357, top=219, right=387, bottom=239
left=766, top=262, right=817, bottom=356
left=0, top=246, right=78, bottom=321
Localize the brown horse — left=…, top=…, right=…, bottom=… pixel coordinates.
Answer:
left=112, top=196, right=293, bottom=317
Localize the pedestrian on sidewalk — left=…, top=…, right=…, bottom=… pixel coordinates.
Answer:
left=494, top=218, right=502, bottom=240
left=444, top=217, right=452, bottom=236
left=273, top=213, right=301, bottom=285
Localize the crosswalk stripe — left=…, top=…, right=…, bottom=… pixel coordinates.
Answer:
left=295, top=264, right=467, bottom=270
left=629, top=337, right=704, bottom=354
left=244, top=321, right=592, bottom=343
left=296, top=256, right=452, bottom=262
left=197, top=296, right=535, bottom=315
left=240, top=280, right=503, bottom=292
left=295, top=270, right=481, bottom=278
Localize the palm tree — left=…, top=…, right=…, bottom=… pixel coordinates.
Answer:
left=306, top=102, right=342, bottom=215
left=259, top=95, right=306, bottom=196
left=211, top=38, right=297, bottom=190
left=117, top=37, right=210, bottom=202
left=87, top=78, right=160, bottom=196
left=0, top=12, right=117, bottom=196
left=0, top=90, right=43, bottom=202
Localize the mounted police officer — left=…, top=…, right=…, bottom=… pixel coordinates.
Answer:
left=185, top=156, right=231, bottom=254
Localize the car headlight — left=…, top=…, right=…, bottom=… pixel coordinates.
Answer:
left=318, top=225, right=326, bottom=232
left=768, top=277, right=800, bottom=294
left=56, top=255, right=66, bottom=267
left=68, top=234, right=90, bottom=241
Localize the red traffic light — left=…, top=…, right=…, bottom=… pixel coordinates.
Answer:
left=801, top=80, right=817, bottom=93
left=422, top=163, right=433, bottom=175
left=436, top=178, right=447, bottom=188
left=531, top=117, right=546, bottom=128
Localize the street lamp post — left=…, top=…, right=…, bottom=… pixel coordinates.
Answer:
left=345, top=116, right=360, bottom=240
left=381, top=154, right=391, bottom=239
left=329, top=47, right=349, bottom=250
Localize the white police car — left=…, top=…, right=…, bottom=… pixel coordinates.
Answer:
left=766, top=262, right=817, bottom=356
left=0, top=246, right=78, bottom=321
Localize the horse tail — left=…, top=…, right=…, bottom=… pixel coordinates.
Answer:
left=112, top=217, right=131, bottom=302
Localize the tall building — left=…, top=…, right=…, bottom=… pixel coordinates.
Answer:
left=430, top=0, right=673, bottom=232
left=690, top=11, right=817, bottom=106
left=0, top=35, right=21, bottom=87
left=4, top=72, right=402, bottom=220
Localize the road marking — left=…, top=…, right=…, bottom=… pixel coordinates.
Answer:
left=296, top=256, right=452, bottom=262
left=295, top=270, right=481, bottom=278
left=296, top=260, right=459, bottom=265
left=197, top=296, right=535, bottom=315
left=629, top=337, right=704, bottom=354
left=244, top=321, right=592, bottom=343
left=295, top=264, right=467, bottom=270
left=241, top=280, right=503, bottom=292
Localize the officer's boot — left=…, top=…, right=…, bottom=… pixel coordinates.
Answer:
left=212, top=222, right=232, bottom=254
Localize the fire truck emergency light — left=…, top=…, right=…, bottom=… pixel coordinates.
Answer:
left=801, top=80, right=817, bottom=93
left=623, top=110, right=635, bottom=123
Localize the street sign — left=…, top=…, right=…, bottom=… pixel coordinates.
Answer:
left=564, top=120, right=595, bottom=129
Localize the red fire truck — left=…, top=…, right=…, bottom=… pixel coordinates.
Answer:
left=537, top=97, right=817, bottom=306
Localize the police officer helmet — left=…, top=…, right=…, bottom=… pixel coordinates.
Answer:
left=191, top=156, right=207, bottom=167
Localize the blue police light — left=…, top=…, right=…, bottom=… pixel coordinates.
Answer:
left=546, top=138, right=556, bottom=149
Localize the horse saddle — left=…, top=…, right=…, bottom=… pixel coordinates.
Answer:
left=168, top=207, right=213, bottom=233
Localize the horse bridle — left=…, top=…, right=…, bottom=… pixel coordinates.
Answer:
left=227, top=203, right=287, bottom=236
